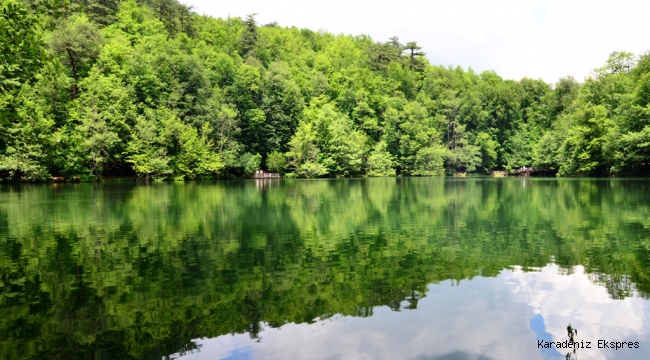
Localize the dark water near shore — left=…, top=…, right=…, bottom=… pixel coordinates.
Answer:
left=1, top=178, right=650, bottom=360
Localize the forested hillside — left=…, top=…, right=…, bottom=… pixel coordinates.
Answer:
left=2, top=0, right=650, bottom=180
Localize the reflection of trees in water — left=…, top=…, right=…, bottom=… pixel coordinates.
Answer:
left=566, top=324, right=578, bottom=360
left=404, top=289, right=425, bottom=310
left=589, top=273, right=638, bottom=300
left=1, top=179, right=650, bottom=358
left=254, top=178, right=280, bottom=191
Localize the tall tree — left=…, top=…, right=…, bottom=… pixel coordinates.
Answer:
left=239, top=13, right=259, bottom=59
left=404, top=41, right=426, bottom=71
left=49, top=14, right=103, bottom=98
left=0, top=0, right=48, bottom=92
left=261, top=61, right=305, bottom=155
left=365, top=37, right=403, bottom=71
left=286, top=121, right=327, bottom=178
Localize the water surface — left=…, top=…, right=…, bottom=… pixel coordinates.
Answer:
left=1, top=178, right=649, bottom=360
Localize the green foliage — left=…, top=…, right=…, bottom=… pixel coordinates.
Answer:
left=0, top=83, right=53, bottom=181
left=126, top=109, right=172, bottom=180
left=170, top=120, right=224, bottom=179
left=0, top=0, right=48, bottom=92
left=126, top=108, right=224, bottom=180
left=239, top=13, right=259, bottom=59
left=49, top=14, right=104, bottom=98
left=76, top=97, right=120, bottom=179
left=315, top=105, right=368, bottom=176
left=413, top=145, right=446, bottom=176
left=366, top=141, right=395, bottom=177
left=239, top=14, right=259, bottom=58
left=365, top=36, right=405, bottom=72
left=240, top=151, right=261, bottom=176
left=261, top=61, right=305, bottom=153
left=286, top=121, right=327, bottom=178
left=445, top=123, right=481, bottom=173
left=475, top=132, right=498, bottom=171
left=4, top=0, right=650, bottom=181
left=146, top=0, right=194, bottom=36
left=266, top=150, right=286, bottom=173
left=210, top=102, right=241, bottom=169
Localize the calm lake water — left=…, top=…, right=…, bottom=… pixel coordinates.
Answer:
left=1, top=178, right=650, bottom=360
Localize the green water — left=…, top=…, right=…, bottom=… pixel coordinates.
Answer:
left=1, top=178, right=650, bottom=360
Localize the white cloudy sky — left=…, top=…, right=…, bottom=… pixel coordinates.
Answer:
left=186, top=0, right=650, bottom=84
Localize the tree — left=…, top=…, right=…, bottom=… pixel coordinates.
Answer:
left=413, top=145, right=446, bottom=176
left=194, top=91, right=241, bottom=170
left=546, top=76, right=580, bottom=120
left=365, top=37, right=403, bottom=71
left=231, top=63, right=264, bottom=154
left=350, top=90, right=380, bottom=139
left=0, top=0, right=48, bottom=93
left=7, top=0, right=650, bottom=180
left=239, top=13, right=259, bottom=59
left=86, top=0, right=123, bottom=27
left=126, top=107, right=224, bottom=180
left=1, top=0, right=52, bottom=174
left=404, top=41, right=426, bottom=71
left=49, top=14, right=103, bottom=98
left=558, top=104, right=612, bottom=175
left=240, top=152, right=261, bottom=176
left=366, top=141, right=395, bottom=177
left=315, top=105, right=368, bottom=176
left=474, top=132, right=498, bottom=171
left=143, top=0, right=195, bottom=35
left=126, top=110, right=173, bottom=180
left=67, top=69, right=137, bottom=178
left=604, top=51, right=635, bottom=74
left=77, top=101, right=120, bottom=179
left=445, top=123, right=481, bottom=173
left=0, top=84, right=53, bottom=181
left=286, top=121, right=327, bottom=178
left=261, top=61, right=305, bottom=155
left=170, top=120, right=224, bottom=179
left=383, top=100, right=444, bottom=175
left=266, top=150, right=285, bottom=173
left=603, top=125, right=650, bottom=174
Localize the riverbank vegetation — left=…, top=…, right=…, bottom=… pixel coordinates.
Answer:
left=2, top=0, right=650, bottom=180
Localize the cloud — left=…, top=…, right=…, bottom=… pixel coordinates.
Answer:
left=507, top=265, right=649, bottom=360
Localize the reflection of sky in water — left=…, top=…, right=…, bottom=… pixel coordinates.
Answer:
left=176, top=265, right=650, bottom=360
left=530, top=314, right=563, bottom=360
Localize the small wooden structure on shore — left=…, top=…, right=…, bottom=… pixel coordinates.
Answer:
left=512, top=166, right=536, bottom=177
left=491, top=167, right=538, bottom=177
left=252, top=170, right=280, bottom=179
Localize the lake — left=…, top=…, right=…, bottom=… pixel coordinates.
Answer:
left=1, top=178, right=650, bottom=360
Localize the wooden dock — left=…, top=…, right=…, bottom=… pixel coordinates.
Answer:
left=512, top=166, right=535, bottom=177
left=252, top=170, right=280, bottom=179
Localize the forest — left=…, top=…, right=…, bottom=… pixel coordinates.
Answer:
left=2, top=0, right=650, bottom=180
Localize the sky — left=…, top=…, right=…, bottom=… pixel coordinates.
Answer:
left=186, top=0, right=650, bottom=84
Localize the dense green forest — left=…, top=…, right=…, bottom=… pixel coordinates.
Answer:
left=2, top=178, right=650, bottom=358
left=2, top=0, right=650, bottom=180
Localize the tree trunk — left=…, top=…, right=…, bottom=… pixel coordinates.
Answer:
left=66, top=49, right=78, bottom=99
